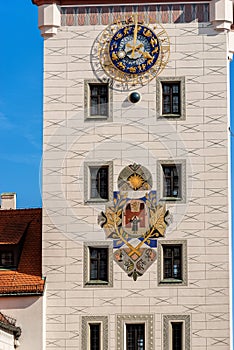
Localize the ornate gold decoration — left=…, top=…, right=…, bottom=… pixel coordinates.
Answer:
left=97, top=14, right=170, bottom=87
left=98, top=191, right=172, bottom=280
left=127, top=173, right=145, bottom=190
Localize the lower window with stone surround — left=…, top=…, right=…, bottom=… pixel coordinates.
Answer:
left=117, top=314, right=154, bottom=350
left=81, top=316, right=108, bottom=350
left=163, top=315, right=190, bottom=350
left=83, top=241, right=113, bottom=287
left=157, top=160, right=186, bottom=203
left=158, top=240, right=188, bottom=286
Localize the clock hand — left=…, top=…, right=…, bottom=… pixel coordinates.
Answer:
left=133, top=14, right=138, bottom=47
left=131, top=13, right=138, bottom=58
left=139, top=51, right=153, bottom=59
left=126, top=43, right=143, bottom=50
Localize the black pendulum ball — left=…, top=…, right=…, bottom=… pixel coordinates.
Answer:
left=128, top=91, right=141, bottom=103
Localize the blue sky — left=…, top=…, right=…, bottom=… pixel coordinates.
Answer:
left=0, top=2, right=43, bottom=208
left=0, top=3, right=233, bottom=209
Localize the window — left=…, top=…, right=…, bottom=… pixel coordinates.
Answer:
left=117, top=315, right=153, bottom=350
left=157, top=160, right=186, bottom=203
left=83, top=241, right=113, bottom=287
left=156, top=77, right=185, bottom=120
left=90, top=166, right=109, bottom=200
left=163, top=315, right=190, bottom=350
left=90, top=84, right=108, bottom=117
left=163, top=245, right=182, bottom=280
left=126, top=324, right=145, bottom=350
left=171, top=322, right=183, bottom=350
left=82, top=316, right=108, bottom=350
left=0, top=251, right=14, bottom=268
left=90, top=323, right=101, bottom=350
left=84, top=162, right=113, bottom=203
left=162, top=82, right=180, bottom=115
left=84, top=80, right=113, bottom=120
left=162, top=164, right=181, bottom=199
left=158, top=240, right=187, bottom=286
left=89, top=248, right=108, bottom=282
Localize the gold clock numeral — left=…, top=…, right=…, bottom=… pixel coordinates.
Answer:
left=117, top=62, right=126, bottom=70
left=150, top=38, right=158, bottom=47
left=112, top=52, right=118, bottom=61
left=147, top=58, right=153, bottom=65
left=143, top=28, right=152, bottom=37
left=115, top=33, right=123, bottom=40
left=129, top=66, right=137, bottom=73
left=124, top=27, right=130, bottom=35
left=151, top=47, right=159, bottom=54
left=111, top=43, right=117, bottom=51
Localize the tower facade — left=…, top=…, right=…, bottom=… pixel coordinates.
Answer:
left=33, top=0, right=233, bottom=349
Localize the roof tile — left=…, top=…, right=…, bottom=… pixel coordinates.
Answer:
left=0, top=209, right=44, bottom=295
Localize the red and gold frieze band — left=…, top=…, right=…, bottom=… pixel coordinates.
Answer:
left=61, top=4, right=209, bottom=26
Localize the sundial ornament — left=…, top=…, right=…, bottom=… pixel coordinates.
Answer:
left=98, top=164, right=172, bottom=280
left=98, top=14, right=170, bottom=86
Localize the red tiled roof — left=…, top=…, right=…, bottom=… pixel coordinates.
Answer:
left=0, top=209, right=45, bottom=295
left=0, top=219, right=30, bottom=245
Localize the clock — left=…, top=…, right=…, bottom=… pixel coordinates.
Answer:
left=97, top=15, right=170, bottom=87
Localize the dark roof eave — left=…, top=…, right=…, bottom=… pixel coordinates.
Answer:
left=0, top=290, right=44, bottom=297
left=0, top=321, right=21, bottom=338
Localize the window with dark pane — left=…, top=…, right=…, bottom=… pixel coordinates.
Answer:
left=0, top=251, right=14, bottom=267
left=90, top=166, right=109, bottom=200
left=89, top=247, right=108, bottom=282
left=171, top=322, right=183, bottom=350
left=163, top=245, right=182, bottom=280
left=126, top=324, right=145, bottom=350
left=90, top=84, right=108, bottom=117
left=90, top=323, right=101, bottom=350
left=162, top=82, right=180, bottom=115
left=162, top=164, right=181, bottom=198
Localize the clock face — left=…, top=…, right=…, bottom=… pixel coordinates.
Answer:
left=109, top=24, right=160, bottom=76
left=96, top=16, right=170, bottom=87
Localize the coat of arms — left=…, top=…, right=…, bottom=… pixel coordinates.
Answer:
left=98, top=164, right=172, bottom=280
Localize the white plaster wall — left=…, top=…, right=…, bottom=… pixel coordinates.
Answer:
left=0, top=330, right=14, bottom=350
left=0, top=297, right=43, bottom=350
left=42, top=16, right=230, bottom=350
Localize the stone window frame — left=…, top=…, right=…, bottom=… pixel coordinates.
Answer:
left=84, top=161, right=113, bottom=204
left=84, top=79, right=113, bottom=121
left=117, top=314, right=154, bottom=350
left=156, top=76, right=186, bottom=120
left=158, top=240, right=188, bottom=286
left=157, top=159, right=186, bottom=203
left=163, top=315, right=190, bottom=350
left=81, top=316, right=108, bottom=350
left=83, top=241, right=113, bottom=288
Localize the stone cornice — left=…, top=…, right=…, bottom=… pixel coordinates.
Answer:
left=32, top=0, right=211, bottom=6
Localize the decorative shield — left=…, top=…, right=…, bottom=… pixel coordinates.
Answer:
left=98, top=164, right=172, bottom=280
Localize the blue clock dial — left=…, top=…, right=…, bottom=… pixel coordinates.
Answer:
left=109, top=24, right=160, bottom=75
